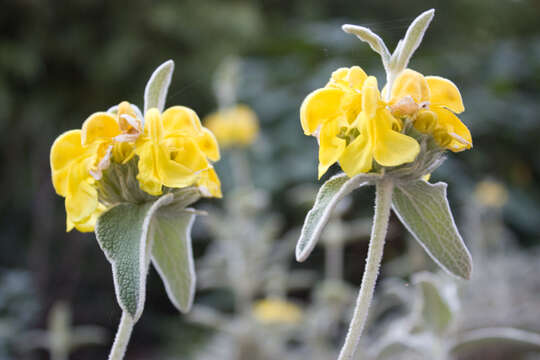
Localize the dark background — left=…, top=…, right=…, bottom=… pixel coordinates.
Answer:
left=2, top=0, right=540, bottom=358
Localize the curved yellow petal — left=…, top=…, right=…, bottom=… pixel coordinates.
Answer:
left=432, top=107, right=472, bottom=152
left=338, top=117, right=373, bottom=177
left=391, top=69, right=430, bottom=104
left=50, top=130, right=84, bottom=196
left=162, top=106, right=203, bottom=137
left=318, top=118, right=347, bottom=179
left=362, top=76, right=380, bottom=119
left=81, top=112, right=121, bottom=145
left=373, top=110, right=420, bottom=167
left=426, top=76, right=465, bottom=113
left=197, top=167, right=222, bottom=198
left=144, top=108, right=165, bottom=142
left=197, top=127, right=220, bottom=161
left=136, top=143, right=163, bottom=196
left=168, top=137, right=209, bottom=173
left=233, top=105, right=259, bottom=145
left=300, top=88, right=344, bottom=135
left=153, top=143, right=199, bottom=189
left=65, top=164, right=98, bottom=223
left=346, top=66, right=368, bottom=90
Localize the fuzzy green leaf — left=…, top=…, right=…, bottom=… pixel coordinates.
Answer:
left=392, top=180, right=472, bottom=279
left=342, top=24, right=391, bottom=68
left=389, top=9, right=434, bottom=73
left=151, top=208, right=197, bottom=313
left=95, top=194, right=173, bottom=320
left=144, top=60, right=174, bottom=114
left=414, top=273, right=454, bottom=334
left=296, top=173, right=377, bottom=262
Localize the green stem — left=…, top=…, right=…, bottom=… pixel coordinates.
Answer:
left=108, top=312, right=135, bottom=360
left=337, top=178, right=393, bottom=360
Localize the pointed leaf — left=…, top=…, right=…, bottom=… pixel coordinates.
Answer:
left=451, top=327, right=540, bottom=355
left=390, top=9, right=434, bottom=73
left=342, top=24, right=390, bottom=68
left=144, top=60, right=175, bottom=114
left=296, top=173, right=377, bottom=262
left=413, top=272, right=454, bottom=334
left=95, top=194, right=173, bottom=320
left=392, top=180, right=472, bottom=279
left=151, top=207, right=197, bottom=313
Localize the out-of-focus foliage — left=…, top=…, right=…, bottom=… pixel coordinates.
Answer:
left=2, top=0, right=540, bottom=359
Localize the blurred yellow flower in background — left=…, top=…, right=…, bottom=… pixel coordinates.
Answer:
left=252, top=298, right=303, bottom=325
left=475, top=180, right=508, bottom=208
left=204, top=105, right=259, bottom=148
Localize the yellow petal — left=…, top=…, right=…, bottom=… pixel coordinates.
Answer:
left=162, top=106, right=203, bottom=137
left=300, top=88, right=344, bottom=135
left=346, top=66, right=368, bottom=89
left=426, top=76, right=465, bottom=113
left=197, top=167, right=222, bottom=198
left=338, top=118, right=373, bottom=176
left=168, top=137, right=209, bottom=173
left=65, top=164, right=98, bottom=223
left=373, top=110, right=420, bottom=167
left=432, top=107, right=472, bottom=152
left=50, top=130, right=85, bottom=196
left=233, top=105, right=259, bottom=146
left=154, top=144, right=199, bottom=189
left=136, top=143, right=163, bottom=196
left=391, top=69, right=430, bottom=104
left=362, top=76, right=380, bottom=119
left=318, top=118, right=347, bottom=179
left=144, top=108, right=165, bottom=142
left=197, top=127, right=220, bottom=161
left=81, top=112, right=121, bottom=145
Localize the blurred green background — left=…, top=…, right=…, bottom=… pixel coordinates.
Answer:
left=2, top=0, right=540, bottom=359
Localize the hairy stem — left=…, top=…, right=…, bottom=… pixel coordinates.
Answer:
left=337, top=178, right=393, bottom=360
left=108, top=312, right=135, bottom=360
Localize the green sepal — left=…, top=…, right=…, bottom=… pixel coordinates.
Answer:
left=392, top=180, right=472, bottom=279
left=95, top=194, right=174, bottom=320
left=151, top=206, right=197, bottom=313
left=296, top=173, right=379, bottom=262
left=144, top=60, right=174, bottom=114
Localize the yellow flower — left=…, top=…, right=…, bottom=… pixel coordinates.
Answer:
left=389, top=69, right=472, bottom=152
left=50, top=130, right=100, bottom=232
left=301, top=67, right=420, bottom=178
left=475, top=180, right=508, bottom=208
left=252, top=298, right=303, bottom=325
left=204, top=105, right=259, bottom=148
left=135, top=106, right=221, bottom=197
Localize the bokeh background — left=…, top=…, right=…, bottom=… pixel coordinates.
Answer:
left=2, top=0, right=540, bottom=359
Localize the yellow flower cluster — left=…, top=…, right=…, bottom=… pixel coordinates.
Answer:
left=50, top=102, right=221, bottom=232
left=252, top=298, right=303, bottom=325
left=204, top=105, right=259, bottom=148
left=301, top=67, right=471, bottom=179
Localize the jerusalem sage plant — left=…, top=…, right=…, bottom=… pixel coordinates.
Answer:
left=50, top=60, right=222, bottom=360
left=297, top=9, right=473, bottom=360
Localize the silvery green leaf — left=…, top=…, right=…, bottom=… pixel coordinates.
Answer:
left=392, top=180, right=472, bottom=279
left=413, top=272, right=454, bottom=334
left=342, top=24, right=391, bottom=68
left=151, top=207, right=197, bottom=313
left=390, top=9, right=434, bottom=73
left=450, top=327, right=540, bottom=355
left=95, top=194, right=174, bottom=320
left=296, top=173, right=378, bottom=262
left=144, top=60, right=175, bottom=114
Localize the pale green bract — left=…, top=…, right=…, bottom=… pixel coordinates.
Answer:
left=151, top=207, right=197, bottom=313
left=95, top=194, right=174, bottom=320
left=392, top=180, right=472, bottom=279
left=144, top=59, right=174, bottom=113
left=413, top=273, right=455, bottom=335
left=295, top=173, right=379, bottom=262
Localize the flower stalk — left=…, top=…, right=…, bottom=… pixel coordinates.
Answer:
left=337, top=178, right=393, bottom=360
left=107, top=312, right=134, bottom=360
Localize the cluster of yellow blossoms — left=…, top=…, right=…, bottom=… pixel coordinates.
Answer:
left=50, top=102, right=221, bottom=232
left=204, top=105, right=259, bottom=148
left=301, top=67, right=472, bottom=178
